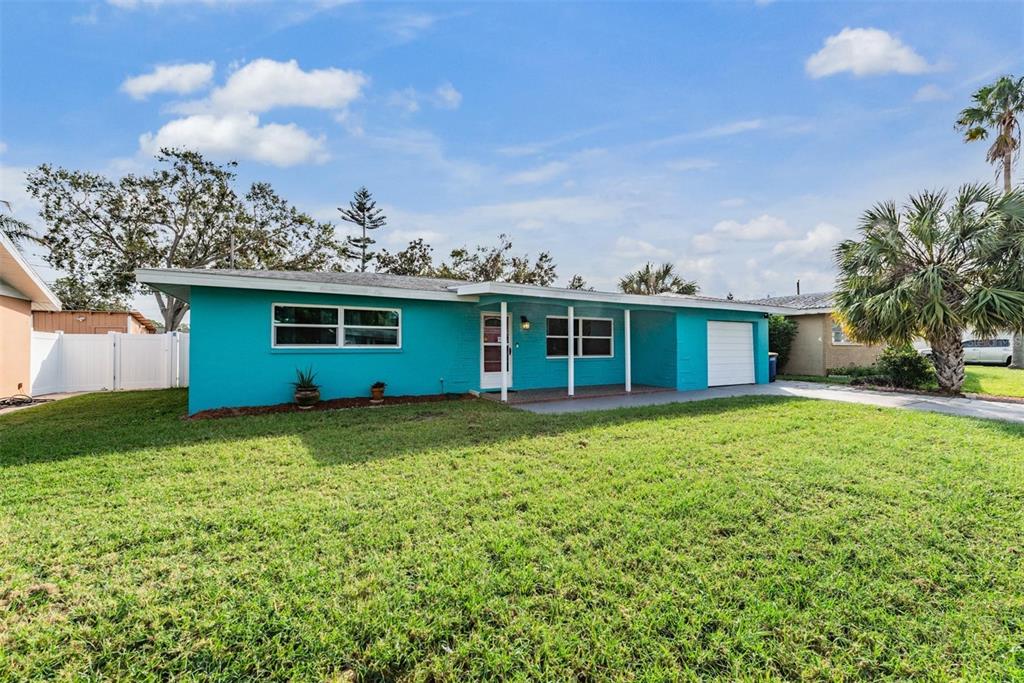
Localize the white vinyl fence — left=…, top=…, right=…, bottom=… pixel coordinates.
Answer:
left=30, top=331, right=189, bottom=395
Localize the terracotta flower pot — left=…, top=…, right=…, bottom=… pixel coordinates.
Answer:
left=294, top=387, right=320, bottom=409
left=370, top=386, right=385, bottom=403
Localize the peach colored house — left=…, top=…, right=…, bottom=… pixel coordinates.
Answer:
left=749, top=291, right=885, bottom=376
left=0, top=232, right=61, bottom=396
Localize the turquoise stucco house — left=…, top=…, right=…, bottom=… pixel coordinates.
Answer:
left=137, top=268, right=789, bottom=414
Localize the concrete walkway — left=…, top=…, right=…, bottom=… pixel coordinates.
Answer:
left=516, top=380, right=1024, bottom=425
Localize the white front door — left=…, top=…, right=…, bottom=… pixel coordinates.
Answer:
left=707, top=321, right=755, bottom=386
left=480, top=312, right=512, bottom=389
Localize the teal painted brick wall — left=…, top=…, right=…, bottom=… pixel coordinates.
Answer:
left=630, top=310, right=677, bottom=388
left=188, top=286, right=479, bottom=413
left=186, top=286, right=769, bottom=413
left=675, top=309, right=769, bottom=390
left=496, top=301, right=627, bottom=391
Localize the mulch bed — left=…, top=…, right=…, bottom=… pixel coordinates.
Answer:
left=189, top=393, right=472, bottom=420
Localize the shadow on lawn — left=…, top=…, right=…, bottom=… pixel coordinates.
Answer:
left=0, top=389, right=815, bottom=468
left=2, top=388, right=1021, bottom=470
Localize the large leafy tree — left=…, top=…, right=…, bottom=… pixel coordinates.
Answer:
left=376, top=234, right=558, bottom=285
left=833, top=185, right=1024, bottom=393
left=957, top=74, right=1024, bottom=367
left=339, top=186, right=386, bottom=272
left=374, top=238, right=436, bottom=276
left=618, top=262, right=699, bottom=295
left=26, top=148, right=345, bottom=331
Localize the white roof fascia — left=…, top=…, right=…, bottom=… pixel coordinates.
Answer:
left=135, top=268, right=478, bottom=304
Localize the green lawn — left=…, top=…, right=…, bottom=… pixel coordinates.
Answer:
left=782, top=365, right=1024, bottom=398
left=2, top=391, right=1023, bottom=680
left=961, top=365, right=1024, bottom=398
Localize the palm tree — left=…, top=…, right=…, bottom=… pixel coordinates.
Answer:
left=833, top=184, right=1024, bottom=393
left=0, top=200, right=43, bottom=246
left=956, top=75, right=1024, bottom=368
left=956, top=75, right=1024, bottom=194
left=618, top=262, right=699, bottom=296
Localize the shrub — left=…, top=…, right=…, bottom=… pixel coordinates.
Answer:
left=876, top=345, right=935, bottom=389
left=768, top=315, right=798, bottom=369
left=827, top=364, right=879, bottom=378
left=851, top=374, right=891, bottom=387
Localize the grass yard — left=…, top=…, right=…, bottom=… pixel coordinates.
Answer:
left=2, top=391, right=1023, bottom=680
left=782, top=365, right=1024, bottom=398
left=961, top=365, right=1024, bottom=398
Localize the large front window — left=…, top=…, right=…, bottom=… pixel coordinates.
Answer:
left=273, top=304, right=401, bottom=348
left=546, top=316, right=613, bottom=358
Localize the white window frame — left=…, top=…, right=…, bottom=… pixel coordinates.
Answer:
left=271, top=303, right=402, bottom=349
left=831, top=321, right=860, bottom=346
left=545, top=315, right=614, bottom=359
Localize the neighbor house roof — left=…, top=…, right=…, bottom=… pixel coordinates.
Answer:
left=136, top=267, right=797, bottom=314
left=0, top=232, right=61, bottom=311
left=745, top=291, right=834, bottom=314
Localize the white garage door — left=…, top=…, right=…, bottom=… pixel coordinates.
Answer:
left=707, top=321, right=755, bottom=386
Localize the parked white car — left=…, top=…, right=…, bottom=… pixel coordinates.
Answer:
left=918, top=338, right=1013, bottom=366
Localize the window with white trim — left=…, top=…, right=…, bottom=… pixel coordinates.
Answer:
left=831, top=322, right=858, bottom=345
left=272, top=304, right=400, bottom=348
left=546, top=316, right=613, bottom=358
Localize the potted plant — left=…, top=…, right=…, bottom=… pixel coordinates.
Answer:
left=293, top=367, right=320, bottom=409
left=370, top=381, right=386, bottom=404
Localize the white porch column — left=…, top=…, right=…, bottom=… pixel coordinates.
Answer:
left=500, top=300, right=508, bottom=403
left=624, top=309, right=632, bottom=393
left=567, top=305, right=575, bottom=397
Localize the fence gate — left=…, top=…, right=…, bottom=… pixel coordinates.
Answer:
left=29, top=331, right=189, bottom=395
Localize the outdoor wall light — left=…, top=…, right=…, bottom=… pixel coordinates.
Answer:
left=520, top=316, right=531, bottom=330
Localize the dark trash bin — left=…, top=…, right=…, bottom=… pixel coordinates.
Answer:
left=768, top=352, right=778, bottom=382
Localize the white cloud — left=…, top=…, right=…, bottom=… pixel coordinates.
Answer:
left=433, top=82, right=462, bottom=110
left=615, top=237, right=674, bottom=260
left=691, top=214, right=795, bottom=254
left=913, top=84, right=951, bottom=102
left=505, top=161, right=570, bottom=185
left=806, top=28, right=930, bottom=78
left=121, top=62, right=215, bottom=100
left=181, top=59, right=366, bottom=114
left=386, top=82, right=461, bottom=113
left=713, top=214, right=794, bottom=240
left=387, top=88, right=421, bottom=114
left=645, top=119, right=764, bottom=148
left=665, top=158, right=717, bottom=172
left=384, top=229, right=446, bottom=246
left=772, top=222, right=842, bottom=256
left=386, top=12, right=437, bottom=42
left=138, top=113, right=326, bottom=167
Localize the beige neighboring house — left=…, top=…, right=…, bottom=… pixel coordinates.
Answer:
left=749, top=291, right=885, bottom=376
left=32, top=309, right=157, bottom=335
left=0, top=232, right=61, bottom=395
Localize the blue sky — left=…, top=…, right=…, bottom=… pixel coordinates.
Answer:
left=1, top=0, right=1021, bottom=319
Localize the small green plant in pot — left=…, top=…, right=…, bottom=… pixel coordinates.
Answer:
left=370, top=381, right=386, bottom=403
left=293, top=367, right=320, bottom=409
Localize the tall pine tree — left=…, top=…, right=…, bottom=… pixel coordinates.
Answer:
left=340, top=187, right=387, bottom=272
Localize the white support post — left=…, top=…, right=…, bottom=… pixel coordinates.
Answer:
left=500, top=300, right=508, bottom=403
left=567, top=305, right=575, bottom=397
left=624, top=309, right=632, bottom=393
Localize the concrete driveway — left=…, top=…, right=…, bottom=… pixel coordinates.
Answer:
left=517, top=380, right=1024, bottom=425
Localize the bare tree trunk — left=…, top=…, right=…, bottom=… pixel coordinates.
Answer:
left=929, top=333, right=965, bottom=393
left=1011, top=331, right=1024, bottom=369
left=1004, top=153, right=1013, bottom=194
left=156, top=294, right=189, bottom=331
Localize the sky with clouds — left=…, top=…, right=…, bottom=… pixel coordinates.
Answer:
left=1, top=0, right=1021, bottom=320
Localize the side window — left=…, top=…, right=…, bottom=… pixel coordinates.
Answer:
left=273, top=305, right=339, bottom=346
